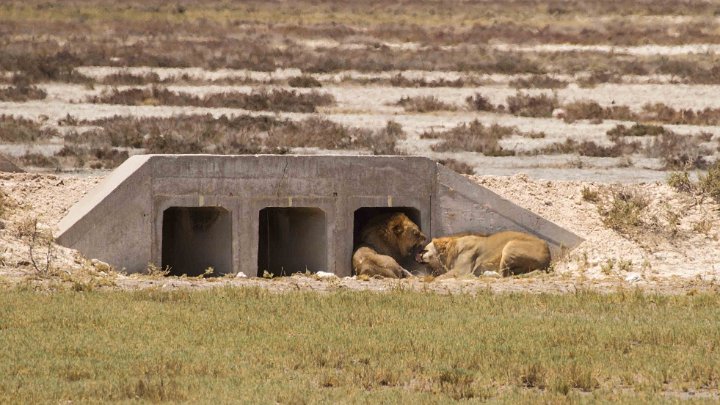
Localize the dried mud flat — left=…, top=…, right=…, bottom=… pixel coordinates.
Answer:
left=1, top=171, right=718, bottom=295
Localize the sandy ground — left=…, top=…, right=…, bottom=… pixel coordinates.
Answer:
left=1, top=172, right=718, bottom=294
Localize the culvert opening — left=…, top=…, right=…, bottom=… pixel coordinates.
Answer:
left=353, top=207, right=422, bottom=272
left=161, top=207, right=232, bottom=277
left=258, top=207, right=327, bottom=277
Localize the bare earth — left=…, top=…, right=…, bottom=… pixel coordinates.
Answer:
left=2, top=171, right=718, bottom=294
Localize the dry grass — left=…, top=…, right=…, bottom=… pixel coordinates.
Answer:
left=394, top=96, right=456, bottom=112
left=288, top=75, right=322, bottom=88
left=506, top=92, right=559, bottom=118
left=422, top=120, right=515, bottom=156
left=465, top=93, right=496, bottom=112
left=562, top=101, right=634, bottom=123
left=641, top=103, right=720, bottom=126
left=89, top=87, right=335, bottom=113
left=0, top=287, right=719, bottom=402
left=389, top=74, right=466, bottom=88
left=509, top=75, right=568, bottom=89
left=699, top=162, right=720, bottom=204
left=66, top=114, right=404, bottom=157
left=0, top=115, right=58, bottom=143
left=0, top=84, right=47, bottom=102
left=19, top=153, right=59, bottom=169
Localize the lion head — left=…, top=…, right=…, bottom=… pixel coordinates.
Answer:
left=360, top=212, right=427, bottom=259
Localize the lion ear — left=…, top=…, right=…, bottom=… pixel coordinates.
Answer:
left=392, top=224, right=404, bottom=235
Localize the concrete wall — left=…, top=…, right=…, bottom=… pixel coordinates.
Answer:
left=57, top=155, right=583, bottom=276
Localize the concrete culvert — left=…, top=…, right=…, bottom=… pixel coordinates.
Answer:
left=258, top=207, right=327, bottom=277
left=161, top=206, right=232, bottom=277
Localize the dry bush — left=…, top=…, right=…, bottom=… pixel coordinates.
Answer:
left=437, top=159, right=474, bottom=175
left=100, top=72, right=162, bottom=85
left=288, top=75, right=322, bottom=88
left=89, top=87, right=335, bottom=113
left=389, top=74, right=465, bottom=88
left=562, top=101, right=635, bottom=123
left=530, top=139, right=640, bottom=157
left=0, top=84, right=47, bottom=101
left=640, top=103, right=720, bottom=126
left=645, top=132, right=712, bottom=170
left=667, top=171, right=694, bottom=194
left=465, top=93, right=496, bottom=112
left=422, top=120, right=515, bottom=156
left=577, top=70, right=622, bottom=88
left=666, top=163, right=720, bottom=204
left=699, top=161, right=720, bottom=203
left=77, top=114, right=403, bottom=156
left=598, top=188, right=650, bottom=235
left=0, top=51, right=91, bottom=83
left=606, top=124, right=668, bottom=140
left=509, top=75, right=568, bottom=89
left=506, top=92, right=559, bottom=118
left=266, top=118, right=403, bottom=154
left=395, top=96, right=456, bottom=112
left=20, top=153, right=59, bottom=168
left=0, top=115, right=58, bottom=143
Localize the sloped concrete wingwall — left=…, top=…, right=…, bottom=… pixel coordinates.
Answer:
left=56, top=156, right=154, bottom=273
left=433, top=165, right=583, bottom=257
left=57, top=155, right=583, bottom=276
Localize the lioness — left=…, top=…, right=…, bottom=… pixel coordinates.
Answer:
left=416, top=231, right=550, bottom=278
left=352, top=212, right=426, bottom=278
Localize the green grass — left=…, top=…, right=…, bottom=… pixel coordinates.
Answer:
left=0, top=288, right=718, bottom=403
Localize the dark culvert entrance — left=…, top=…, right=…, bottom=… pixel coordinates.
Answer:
left=258, top=207, right=327, bottom=277
left=353, top=207, right=423, bottom=272
left=161, top=207, right=232, bottom=277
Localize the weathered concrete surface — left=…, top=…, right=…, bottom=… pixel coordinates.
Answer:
left=57, top=155, right=583, bottom=276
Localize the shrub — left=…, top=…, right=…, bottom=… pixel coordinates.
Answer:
left=667, top=171, right=694, bottom=193
left=599, top=188, right=649, bottom=234
left=465, top=93, right=495, bottom=111
left=577, top=70, right=622, bottom=88
left=581, top=187, right=599, bottom=202
left=288, top=75, right=322, bottom=88
left=641, top=103, right=720, bottom=126
left=0, top=84, right=47, bottom=102
left=100, top=72, right=162, bottom=85
left=395, top=96, right=455, bottom=112
left=562, top=101, right=635, bottom=123
left=89, top=87, right=335, bottom=113
left=0, top=115, right=58, bottom=143
left=699, top=161, right=720, bottom=203
left=506, top=92, right=559, bottom=117
left=20, top=153, right=59, bottom=168
left=389, top=74, right=465, bottom=88
left=422, top=120, right=515, bottom=156
left=646, top=132, right=711, bottom=170
left=606, top=123, right=667, bottom=140
left=509, top=75, right=568, bottom=89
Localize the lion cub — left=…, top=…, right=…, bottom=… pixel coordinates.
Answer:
left=352, top=212, right=426, bottom=278
left=416, top=231, right=550, bottom=278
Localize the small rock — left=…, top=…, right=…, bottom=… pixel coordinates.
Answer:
left=315, top=271, right=337, bottom=279
left=235, top=272, right=248, bottom=278
left=482, top=271, right=501, bottom=278
left=625, top=273, right=642, bottom=283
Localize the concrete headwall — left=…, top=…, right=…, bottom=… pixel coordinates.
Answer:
left=57, top=155, right=583, bottom=276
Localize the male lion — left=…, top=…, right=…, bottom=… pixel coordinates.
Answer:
left=352, top=212, right=426, bottom=278
left=416, top=231, right=550, bottom=278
